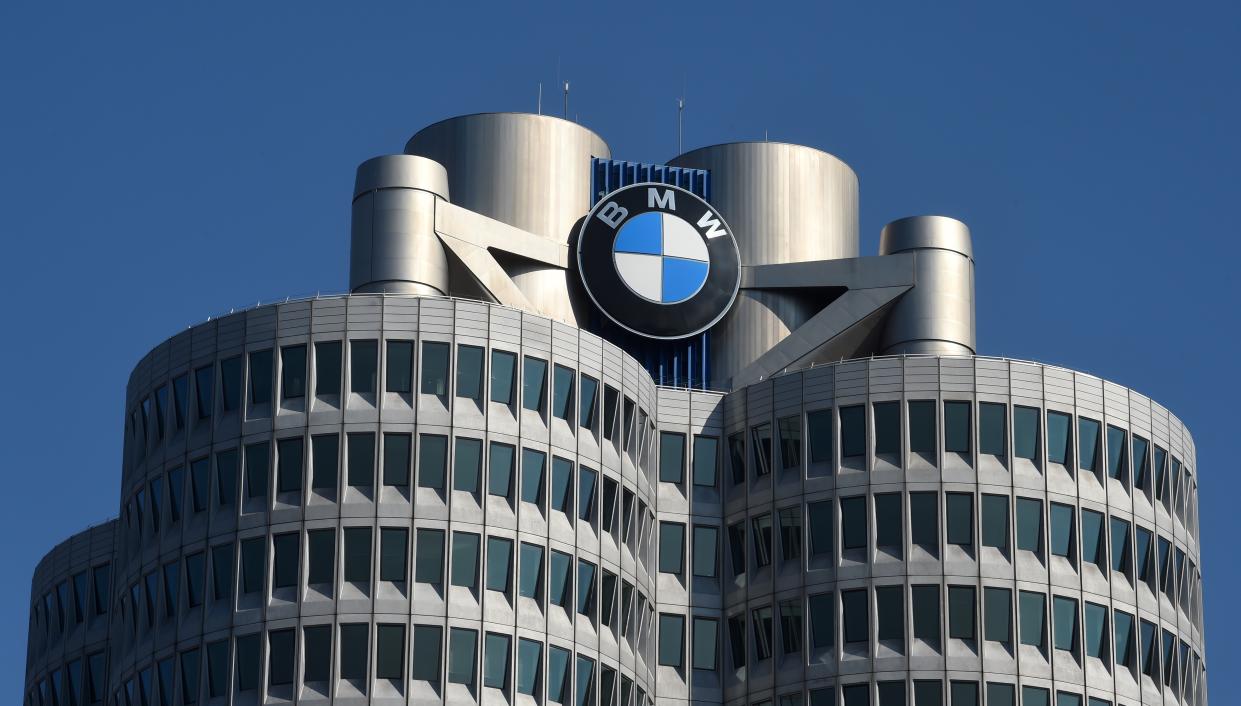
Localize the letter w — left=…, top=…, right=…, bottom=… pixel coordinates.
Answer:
left=697, top=211, right=728, bottom=239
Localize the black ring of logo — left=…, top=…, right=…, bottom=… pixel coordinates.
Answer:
left=576, top=182, right=741, bottom=340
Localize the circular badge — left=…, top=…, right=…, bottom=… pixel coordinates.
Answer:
left=577, top=182, right=740, bottom=339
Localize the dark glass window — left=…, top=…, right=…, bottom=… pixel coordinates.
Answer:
left=205, top=641, right=228, bottom=698
left=986, top=684, right=1014, bottom=706
left=950, top=682, right=978, bottom=706
left=350, top=340, right=378, bottom=394
left=521, top=448, right=545, bottom=506
left=1016, top=497, right=1043, bottom=552
left=910, top=491, right=938, bottom=549
left=194, top=365, right=214, bottom=420
left=552, top=364, right=574, bottom=421
left=272, top=533, right=298, bottom=589
left=307, top=529, right=334, bottom=585
left=451, top=531, right=480, bottom=589
left=727, top=615, right=747, bottom=668
left=1013, top=405, right=1040, bottom=460
left=210, top=545, right=232, bottom=601
left=1110, top=517, right=1130, bottom=573
left=658, top=614, right=685, bottom=667
left=948, top=586, right=976, bottom=640
left=728, top=522, right=746, bottom=576
left=454, top=437, right=483, bottom=494
left=172, top=375, right=189, bottom=431
left=420, top=341, right=449, bottom=398
left=190, top=458, right=209, bottom=512
left=546, top=645, right=569, bottom=704
left=659, top=522, right=685, bottom=574
left=375, top=624, right=405, bottom=680
left=579, top=466, right=596, bottom=522
left=946, top=493, right=973, bottom=548
left=1153, top=446, right=1168, bottom=500
left=315, top=341, right=342, bottom=397
left=244, top=441, right=269, bottom=500
left=984, top=587, right=1011, bottom=644
left=168, top=466, right=185, bottom=522
left=276, top=438, right=303, bottom=494
left=1079, top=417, right=1101, bottom=473
left=981, top=494, right=1009, bottom=550
left=875, top=493, right=902, bottom=552
left=912, top=585, right=940, bottom=645
left=268, top=628, right=295, bottom=686
left=339, top=623, right=369, bottom=681
left=484, top=633, right=510, bottom=689
left=978, top=403, right=1006, bottom=456
left=280, top=345, right=306, bottom=400
left=1047, top=411, right=1072, bottom=466
left=343, top=527, right=372, bottom=584
left=240, top=537, right=264, bottom=594
left=602, top=385, right=619, bottom=441
left=486, top=537, right=512, bottom=593
left=843, top=685, right=868, bottom=706
left=248, top=349, right=273, bottom=406
left=1135, top=526, right=1153, bottom=582
left=779, top=507, right=802, bottom=560
left=415, top=529, right=445, bottom=586
left=751, top=422, right=772, bottom=476
left=380, top=528, right=407, bottom=582
left=1053, top=595, right=1078, bottom=651
left=455, top=344, right=484, bottom=402
left=1050, top=503, right=1074, bottom=558
left=575, top=655, right=595, bottom=706
left=386, top=340, right=414, bottom=394
left=840, top=405, right=866, bottom=458
left=347, top=432, right=374, bottom=488
left=873, top=401, right=900, bottom=455
left=411, top=625, right=443, bottom=682
left=1022, top=687, right=1050, bottom=706
left=551, top=456, right=573, bottom=514
left=381, top=433, right=411, bottom=487
left=418, top=434, right=448, bottom=490
left=659, top=432, right=686, bottom=484
left=809, top=592, right=834, bottom=649
left=842, top=589, right=868, bottom=645
left=752, top=513, right=773, bottom=567
left=579, top=374, right=598, bottom=429
left=488, top=442, right=514, bottom=498
left=807, top=409, right=833, bottom=465
left=728, top=431, right=745, bottom=485
left=876, top=585, right=904, bottom=641
left=549, top=550, right=572, bottom=608
left=311, top=433, right=339, bottom=491
left=914, top=682, right=943, bottom=706
left=517, top=638, right=541, bottom=695
left=878, top=681, right=906, bottom=706
left=1114, top=609, right=1135, bottom=665
left=1106, top=425, right=1127, bottom=481
left=778, top=415, right=802, bottom=471
left=692, top=617, right=718, bottom=669
left=692, top=525, right=718, bottom=578
left=518, top=543, right=543, bottom=599
left=1081, top=508, right=1105, bottom=569
left=522, top=356, right=547, bottom=412
left=910, top=400, right=937, bottom=454
left=178, top=648, right=199, bottom=704
left=841, top=496, right=866, bottom=551
left=1084, top=602, right=1107, bottom=658
left=1132, top=435, right=1150, bottom=489
left=220, top=356, right=242, bottom=413
left=1023, top=593, right=1051, bottom=651
left=807, top=500, right=832, bottom=557
left=752, top=605, right=773, bottom=659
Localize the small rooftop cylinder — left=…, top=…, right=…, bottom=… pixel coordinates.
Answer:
left=349, top=154, right=450, bottom=295
left=878, top=215, right=975, bottom=355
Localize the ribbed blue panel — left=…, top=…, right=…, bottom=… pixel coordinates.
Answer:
left=588, top=158, right=713, bottom=389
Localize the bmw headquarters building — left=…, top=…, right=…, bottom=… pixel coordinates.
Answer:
left=23, top=113, right=1207, bottom=706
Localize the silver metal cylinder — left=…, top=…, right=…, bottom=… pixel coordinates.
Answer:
left=405, top=112, right=611, bottom=325
left=350, top=154, right=451, bottom=295
left=668, top=141, right=860, bottom=386
left=878, top=215, right=976, bottom=355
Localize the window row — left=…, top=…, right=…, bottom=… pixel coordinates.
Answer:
left=114, top=528, right=661, bottom=646
left=28, top=563, right=111, bottom=653
left=128, top=341, right=662, bottom=476
left=721, top=402, right=1197, bottom=535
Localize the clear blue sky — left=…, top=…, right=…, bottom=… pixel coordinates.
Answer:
left=1, top=1, right=1237, bottom=700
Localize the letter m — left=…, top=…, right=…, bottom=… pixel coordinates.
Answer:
left=647, top=187, right=676, bottom=210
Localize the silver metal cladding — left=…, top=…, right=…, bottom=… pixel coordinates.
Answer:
left=349, top=154, right=451, bottom=295
left=878, top=215, right=976, bottom=355
left=405, top=112, right=611, bottom=326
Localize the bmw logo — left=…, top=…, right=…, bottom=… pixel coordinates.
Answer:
left=577, top=183, right=741, bottom=339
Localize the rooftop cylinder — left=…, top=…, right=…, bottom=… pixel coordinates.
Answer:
left=878, top=215, right=976, bottom=355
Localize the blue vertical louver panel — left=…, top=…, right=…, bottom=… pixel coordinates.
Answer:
left=587, top=159, right=714, bottom=389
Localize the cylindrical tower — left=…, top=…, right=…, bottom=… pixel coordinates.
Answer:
left=668, top=142, right=860, bottom=387
left=405, top=113, right=611, bottom=325
left=878, top=215, right=976, bottom=355
left=349, top=154, right=451, bottom=295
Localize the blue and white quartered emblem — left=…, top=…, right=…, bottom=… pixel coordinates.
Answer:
left=577, top=183, right=740, bottom=339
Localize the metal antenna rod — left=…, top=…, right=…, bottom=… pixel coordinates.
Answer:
left=563, top=81, right=570, bottom=118
left=677, top=97, right=684, bottom=154
left=537, top=83, right=542, bottom=115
